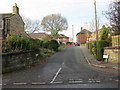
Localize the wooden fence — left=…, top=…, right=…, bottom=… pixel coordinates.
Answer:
left=112, top=35, right=120, bottom=47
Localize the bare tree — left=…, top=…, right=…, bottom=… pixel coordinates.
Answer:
left=105, top=0, right=120, bottom=35
left=41, top=14, right=68, bottom=39
left=89, top=18, right=103, bottom=31
left=22, top=16, right=41, bottom=33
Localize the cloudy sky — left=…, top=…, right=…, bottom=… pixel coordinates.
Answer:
left=0, top=0, right=113, bottom=41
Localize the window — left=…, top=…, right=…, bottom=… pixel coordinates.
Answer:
left=63, top=38, right=66, bottom=40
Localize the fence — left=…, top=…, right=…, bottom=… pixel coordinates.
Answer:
left=112, top=35, right=120, bottom=47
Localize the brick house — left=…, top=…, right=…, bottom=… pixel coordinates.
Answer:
left=58, top=34, right=69, bottom=44
left=76, top=27, right=91, bottom=44
left=0, top=3, right=26, bottom=40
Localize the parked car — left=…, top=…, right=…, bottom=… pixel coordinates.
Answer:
left=75, top=42, right=80, bottom=46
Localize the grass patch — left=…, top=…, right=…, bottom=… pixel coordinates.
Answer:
left=58, top=45, right=67, bottom=50
left=81, top=44, right=86, bottom=46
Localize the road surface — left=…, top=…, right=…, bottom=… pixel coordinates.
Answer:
left=2, top=46, right=119, bottom=88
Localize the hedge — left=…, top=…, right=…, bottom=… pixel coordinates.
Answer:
left=42, top=40, right=59, bottom=51
left=88, top=40, right=110, bottom=61
left=2, top=35, right=43, bottom=53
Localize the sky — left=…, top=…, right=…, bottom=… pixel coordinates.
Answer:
left=0, top=0, right=114, bottom=41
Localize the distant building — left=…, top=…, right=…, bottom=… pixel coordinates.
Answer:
left=76, top=27, right=91, bottom=44
left=58, top=34, right=69, bottom=44
left=89, top=30, right=101, bottom=41
left=0, top=3, right=27, bottom=40
left=28, top=33, right=51, bottom=40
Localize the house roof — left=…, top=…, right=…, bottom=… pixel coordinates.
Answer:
left=0, top=13, right=15, bottom=19
left=58, top=34, right=69, bottom=38
left=28, top=33, right=50, bottom=39
left=76, top=29, right=92, bottom=36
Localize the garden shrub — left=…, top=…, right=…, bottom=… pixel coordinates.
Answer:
left=96, top=40, right=110, bottom=61
left=88, top=40, right=109, bottom=61
left=2, top=35, right=43, bottom=53
left=42, top=40, right=59, bottom=51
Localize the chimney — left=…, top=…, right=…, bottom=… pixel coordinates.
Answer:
left=81, top=27, right=83, bottom=31
left=12, top=3, right=19, bottom=14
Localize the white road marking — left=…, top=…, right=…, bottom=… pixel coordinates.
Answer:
left=50, top=67, right=62, bottom=84
left=52, top=81, right=63, bottom=84
left=86, top=58, right=91, bottom=64
left=115, top=80, right=119, bottom=82
left=95, top=80, right=101, bottom=83
left=31, top=82, right=46, bottom=85
left=88, top=81, right=93, bottom=83
left=0, top=84, right=2, bottom=85
left=69, top=80, right=83, bottom=83
left=13, top=83, right=27, bottom=85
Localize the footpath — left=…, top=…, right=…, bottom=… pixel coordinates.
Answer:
left=80, top=45, right=120, bottom=70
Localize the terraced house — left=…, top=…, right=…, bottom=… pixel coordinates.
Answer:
left=0, top=3, right=27, bottom=40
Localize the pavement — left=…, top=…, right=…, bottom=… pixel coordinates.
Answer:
left=79, top=45, right=120, bottom=70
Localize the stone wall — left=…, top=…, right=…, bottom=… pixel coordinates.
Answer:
left=9, top=14, right=27, bottom=36
left=104, top=47, right=120, bottom=63
left=2, top=51, right=40, bottom=73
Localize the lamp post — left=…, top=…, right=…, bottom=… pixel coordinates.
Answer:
left=94, top=0, right=98, bottom=40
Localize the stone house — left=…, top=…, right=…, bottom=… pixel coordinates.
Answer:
left=0, top=3, right=26, bottom=40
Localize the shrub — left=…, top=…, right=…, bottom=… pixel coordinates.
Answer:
left=42, top=40, right=59, bottom=51
left=96, top=40, right=110, bottom=61
left=2, top=35, right=43, bottom=53
left=48, top=40, right=59, bottom=51
left=88, top=40, right=110, bottom=61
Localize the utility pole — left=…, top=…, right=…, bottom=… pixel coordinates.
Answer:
left=94, top=0, right=98, bottom=40
left=72, top=25, right=74, bottom=43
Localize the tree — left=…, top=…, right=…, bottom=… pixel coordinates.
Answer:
left=22, top=16, right=41, bottom=33
left=100, top=25, right=109, bottom=40
left=106, top=0, right=120, bottom=35
left=89, top=18, right=103, bottom=32
left=41, top=14, right=68, bottom=39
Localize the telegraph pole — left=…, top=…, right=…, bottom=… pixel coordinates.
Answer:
left=94, top=0, right=98, bottom=40
left=72, top=25, right=74, bottom=43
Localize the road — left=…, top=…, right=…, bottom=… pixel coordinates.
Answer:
left=2, top=46, right=119, bottom=88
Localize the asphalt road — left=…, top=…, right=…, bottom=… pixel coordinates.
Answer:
left=2, top=46, right=119, bottom=88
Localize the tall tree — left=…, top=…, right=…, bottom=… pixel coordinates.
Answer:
left=100, top=25, right=109, bottom=40
left=106, top=0, right=120, bottom=35
left=41, top=14, right=68, bottom=39
left=22, top=16, right=41, bottom=33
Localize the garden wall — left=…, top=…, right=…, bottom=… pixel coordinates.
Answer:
left=104, top=47, right=120, bottom=63
left=2, top=51, right=39, bottom=73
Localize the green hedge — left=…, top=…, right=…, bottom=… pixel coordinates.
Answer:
left=2, top=35, right=43, bottom=53
left=88, top=40, right=110, bottom=61
left=42, top=40, right=59, bottom=51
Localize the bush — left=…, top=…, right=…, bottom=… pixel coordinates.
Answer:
left=88, top=40, right=110, bottom=61
left=48, top=40, right=59, bottom=51
left=2, top=35, right=43, bottom=53
left=96, top=40, right=110, bottom=61
left=42, top=40, right=59, bottom=51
